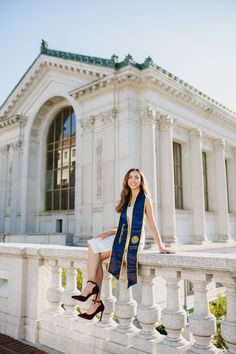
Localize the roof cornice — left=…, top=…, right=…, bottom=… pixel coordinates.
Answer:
left=1, top=40, right=235, bottom=124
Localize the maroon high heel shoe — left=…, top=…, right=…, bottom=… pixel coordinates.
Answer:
left=78, top=299, right=104, bottom=321
left=72, top=280, right=99, bottom=302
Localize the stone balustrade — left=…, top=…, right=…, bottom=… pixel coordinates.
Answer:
left=0, top=243, right=235, bottom=354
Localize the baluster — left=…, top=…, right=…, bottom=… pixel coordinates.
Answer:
left=157, top=270, right=189, bottom=353
left=221, top=277, right=236, bottom=354
left=131, top=266, right=161, bottom=353
left=46, top=260, right=64, bottom=314
left=59, top=260, right=78, bottom=316
left=185, top=273, right=222, bottom=353
left=40, top=259, right=65, bottom=350
left=105, top=264, right=138, bottom=352
left=90, top=263, right=117, bottom=352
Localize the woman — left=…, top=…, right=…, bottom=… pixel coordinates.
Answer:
left=72, top=168, right=174, bottom=321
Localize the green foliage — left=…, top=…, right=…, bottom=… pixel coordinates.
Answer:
left=61, top=267, right=83, bottom=290
left=209, top=295, right=227, bottom=350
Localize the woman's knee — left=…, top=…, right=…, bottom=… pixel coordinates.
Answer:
left=100, top=251, right=111, bottom=261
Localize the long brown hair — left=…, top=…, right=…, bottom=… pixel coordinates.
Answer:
left=115, top=168, right=151, bottom=213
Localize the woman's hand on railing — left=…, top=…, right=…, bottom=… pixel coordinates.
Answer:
left=158, top=245, right=175, bottom=254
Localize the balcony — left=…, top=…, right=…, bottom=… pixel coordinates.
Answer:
left=0, top=243, right=235, bottom=354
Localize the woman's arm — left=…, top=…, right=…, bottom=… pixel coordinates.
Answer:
left=95, top=227, right=117, bottom=239
left=145, top=197, right=175, bottom=253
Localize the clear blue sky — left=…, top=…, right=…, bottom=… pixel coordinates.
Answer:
left=1, top=0, right=236, bottom=111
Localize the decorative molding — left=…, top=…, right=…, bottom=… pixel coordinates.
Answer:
left=140, top=107, right=157, bottom=126
left=189, top=128, right=202, bottom=143
left=158, top=114, right=174, bottom=132
left=101, top=109, right=117, bottom=127
left=214, top=138, right=225, bottom=152
left=0, top=115, right=27, bottom=129
left=0, top=144, right=10, bottom=157
left=79, top=116, right=95, bottom=133
left=0, top=140, right=23, bottom=157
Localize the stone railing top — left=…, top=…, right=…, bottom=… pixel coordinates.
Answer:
left=0, top=243, right=235, bottom=273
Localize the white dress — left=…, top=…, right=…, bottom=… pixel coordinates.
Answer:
left=87, top=206, right=146, bottom=254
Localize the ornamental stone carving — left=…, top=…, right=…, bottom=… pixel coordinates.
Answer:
left=214, top=138, right=225, bottom=152
left=0, top=140, right=23, bottom=157
left=101, top=109, right=117, bottom=127
left=79, top=116, right=95, bottom=133
left=189, top=128, right=202, bottom=143
left=140, top=108, right=157, bottom=126
left=158, top=114, right=174, bottom=132
left=0, top=144, right=10, bottom=157
left=11, top=140, right=23, bottom=153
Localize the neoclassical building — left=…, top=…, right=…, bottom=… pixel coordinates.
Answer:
left=1, top=40, right=236, bottom=247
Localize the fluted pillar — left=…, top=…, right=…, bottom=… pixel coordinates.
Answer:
left=132, top=266, right=161, bottom=353
left=0, top=144, right=9, bottom=232
left=157, top=270, right=188, bottom=353
left=190, top=129, right=207, bottom=244
left=141, top=108, right=158, bottom=247
left=159, top=114, right=177, bottom=245
left=221, top=278, right=236, bottom=354
left=214, top=139, right=231, bottom=242
left=186, top=273, right=221, bottom=353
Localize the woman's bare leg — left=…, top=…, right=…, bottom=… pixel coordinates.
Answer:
left=86, top=250, right=110, bottom=314
left=80, top=245, right=101, bottom=297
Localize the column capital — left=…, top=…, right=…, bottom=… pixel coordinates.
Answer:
left=189, top=128, right=202, bottom=143
left=101, top=108, right=117, bottom=127
left=0, top=143, right=10, bottom=157
left=140, top=107, right=157, bottom=126
left=214, top=138, right=225, bottom=152
left=158, top=114, right=174, bottom=132
left=79, top=116, right=95, bottom=133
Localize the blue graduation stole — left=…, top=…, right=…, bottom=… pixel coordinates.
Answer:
left=108, top=190, right=146, bottom=288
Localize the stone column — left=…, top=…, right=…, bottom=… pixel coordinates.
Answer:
left=78, top=116, right=95, bottom=246
left=214, top=139, right=231, bottom=242
left=190, top=129, right=207, bottom=244
left=157, top=270, right=188, bottom=353
left=221, top=277, right=236, bottom=354
left=140, top=108, right=158, bottom=248
left=159, top=114, right=177, bottom=245
left=9, top=141, right=23, bottom=233
left=105, top=264, right=138, bottom=353
left=132, top=266, right=161, bottom=353
left=225, top=149, right=236, bottom=213
left=101, top=110, right=116, bottom=233
left=185, top=273, right=221, bottom=353
left=0, top=144, right=9, bottom=232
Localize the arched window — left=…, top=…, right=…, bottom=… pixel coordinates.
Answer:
left=45, top=107, right=76, bottom=211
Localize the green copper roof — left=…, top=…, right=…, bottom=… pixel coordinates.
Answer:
left=0, top=40, right=235, bottom=116
left=39, top=40, right=235, bottom=114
